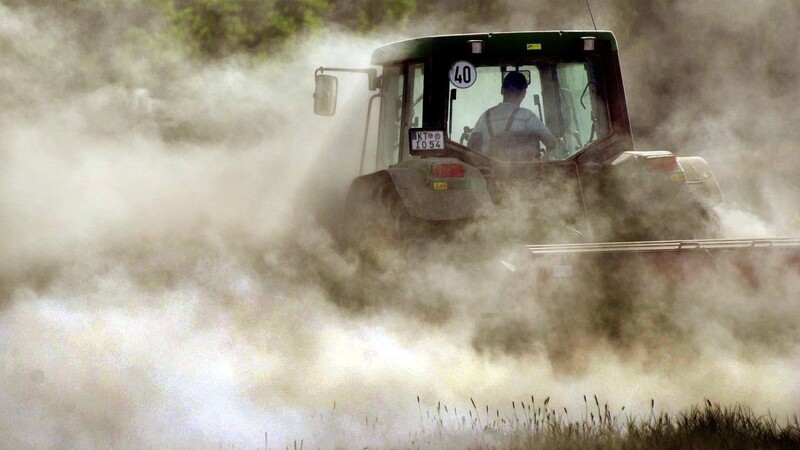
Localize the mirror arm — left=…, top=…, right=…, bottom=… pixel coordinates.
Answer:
left=317, top=66, right=380, bottom=91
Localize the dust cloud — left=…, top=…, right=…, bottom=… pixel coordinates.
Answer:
left=1, top=1, right=799, bottom=449
left=609, top=0, right=800, bottom=238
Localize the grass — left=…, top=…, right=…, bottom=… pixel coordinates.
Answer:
left=261, top=397, right=799, bottom=449
left=387, top=397, right=800, bottom=450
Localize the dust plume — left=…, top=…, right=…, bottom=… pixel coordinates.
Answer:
left=1, top=1, right=799, bottom=449
left=609, top=0, right=800, bottom=237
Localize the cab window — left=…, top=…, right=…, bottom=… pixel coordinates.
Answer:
left=555, top=61, right=610, bottom=158
left=407, top=63, right=425, bottom=129
left=448, top=58, right=609, bottom=162
left=376, top=64, right=403, bottom=169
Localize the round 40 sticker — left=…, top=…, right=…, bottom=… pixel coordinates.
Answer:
left=449, top=61, right=477, bottom=88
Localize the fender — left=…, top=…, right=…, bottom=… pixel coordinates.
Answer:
left=601, top=150, right=724, bottom=240
left=676, top=155, right=723, bottom=207
left=610, top=151, right=722, bottom=208
left=385, top=158, right=494, bottom=221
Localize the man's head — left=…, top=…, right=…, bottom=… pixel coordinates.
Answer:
left=501, top=71, right=528, bottom=103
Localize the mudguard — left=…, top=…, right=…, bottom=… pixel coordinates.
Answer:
left=611, top=151, right=723, bottom=207
left=676, top=155, right=723, bottom=206
left=602, top=151, right=725, bottom=240
left=385, top=158, right=494, bottom=221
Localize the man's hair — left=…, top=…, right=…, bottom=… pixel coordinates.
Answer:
left=501, top=71, right=528, bottom=95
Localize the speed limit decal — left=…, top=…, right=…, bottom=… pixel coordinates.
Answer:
left=449, top=61, right=477, bottom=88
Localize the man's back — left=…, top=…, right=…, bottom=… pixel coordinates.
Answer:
left=470, top=102, right=554, bottom=160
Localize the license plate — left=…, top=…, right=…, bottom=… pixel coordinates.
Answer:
left=409, top=129, right=444, bottom=151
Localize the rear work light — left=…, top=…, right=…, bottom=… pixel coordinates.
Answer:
left=645, top=155, right=680, bottom=172
left=431, top=163, right=465, bottom=178
left=468, top=40, right=484, bottom=54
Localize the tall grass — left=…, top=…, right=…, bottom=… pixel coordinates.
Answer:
left=340, top=397, right=800, bottom=450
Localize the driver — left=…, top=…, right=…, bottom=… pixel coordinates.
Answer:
left=469, top=71, right=557, bottom=159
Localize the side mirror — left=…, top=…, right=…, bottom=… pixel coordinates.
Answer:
left=314, top=74, right=338, bottom=116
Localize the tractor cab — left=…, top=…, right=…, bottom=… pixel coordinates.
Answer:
left=317, top=31, right=635, bottom=172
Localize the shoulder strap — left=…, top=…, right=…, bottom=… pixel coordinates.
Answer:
left=504, top=107, right=521, bottom=132
left=487, top=107, right=521, bottom=137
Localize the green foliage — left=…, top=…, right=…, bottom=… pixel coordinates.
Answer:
left=149, top=0, right=330, bottom=58
left=356, top=0, right=414, bottom=33
left=168, top=0, right=248, bottom=56
left=267, top=0, right=330, bottom=46
left=328, top=0, right=417, bottom=33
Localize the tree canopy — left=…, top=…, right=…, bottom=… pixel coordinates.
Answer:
left=146, top=0, right=525, bottom=58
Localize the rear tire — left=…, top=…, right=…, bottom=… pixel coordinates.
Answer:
left=341, top=172, right=420, bottom=266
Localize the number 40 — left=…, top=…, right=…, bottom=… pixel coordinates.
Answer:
left=455, top=65, right=472, bottom=84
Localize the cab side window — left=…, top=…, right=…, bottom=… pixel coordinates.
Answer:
left=407, top=63, right=425, bottom=128
left=377, top=65, right=403, bottom=169
left=556, top=61, right=609, bottom=157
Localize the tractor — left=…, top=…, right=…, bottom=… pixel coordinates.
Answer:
left=313, top=31, right=800, bottom=288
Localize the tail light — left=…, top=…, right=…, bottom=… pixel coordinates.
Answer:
left=431, top=163, right=465, bottom=178
left=645, top=155, right=680, bottom=172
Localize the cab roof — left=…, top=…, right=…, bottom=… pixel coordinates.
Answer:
left=371, top=30, right=617, bottom=65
